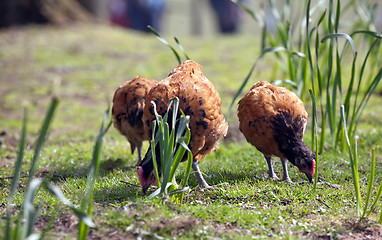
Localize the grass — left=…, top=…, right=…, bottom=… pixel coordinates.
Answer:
left=0, top=23, right=381, bottom=239
left=341, top=105, right=382, bottom=222
left=3, top=98, right=96, bottom=240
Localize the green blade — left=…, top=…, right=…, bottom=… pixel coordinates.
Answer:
left=341, top=105, right=362, bottom=217
left=45, top=182, right=95, bottom=228
left=5, top=106, right=28, bottom=240
left=361, top=148, right=376, bottom=220
left=26, top=97, right=59, bottom=189
left=22, top=178, right=44, bottom=239
left=174, top=37, right=190, bottom=60
left=148, top=25, right=182, bottom=64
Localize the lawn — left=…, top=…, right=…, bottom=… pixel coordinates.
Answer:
left=0, top=21, right=382, bottom=239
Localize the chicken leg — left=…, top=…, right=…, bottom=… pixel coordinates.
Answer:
left=281, top=158, right=292, bottom=182
left=265, top=155, right=279, bottom=180
left=192, top=161, right=210, bottom=189
left=136, top=142, right=142, bottom=166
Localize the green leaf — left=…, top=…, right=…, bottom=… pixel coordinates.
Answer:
left=175, top=114, right=189, bottom=144
left=169, top=129, right=191, bottom=182
left=231, top=0, right=264, bottom=27
left=180, top=150, right=193, bottom=190
left=227, top=45, right=304, bottom=118
left=168, top=187, right=190, bottom=196
left=5, top=106, right=28, bottom=240
left=78, top=108, right=110, bottom=239
left=26, top=97, right=59, bottom=189
left=341, top=105, right=362, bottom=217
left=22, top=178, right=44, bottom=239
left=151, top=140, right=160, bottom=189
left=147, top=97, right=193, bottom=199
left=148, top=25, right=182, bottom=64
left=149, top=183, right=173, bottom=199
left=321, top=33, right=356, bottom=58
left=25, top=233, right=40, bottom=240
left=361, top=148, right=376, bottom=220
left=334, top=0, right=340, bottom=33
left=354, top=69, right=382, bottom=131
left=14, top=98, right=59, bottom=240
left=351, top=30, right=382, bottom=39
left=174, top=37, right=190, bottom=60
left=309, top=89, right=319, bottom=191
left=367, top=179, right=382, bottom=217
left=45, top=182, right=95, bottom=228
left=170, top=97, right=179, bottom=131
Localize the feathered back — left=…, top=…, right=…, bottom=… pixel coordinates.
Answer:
left=238, top=81, right=307, bottom=158
left=112, top=76, right=158, bottom=145
left=143, top=60, right=228, bottom=161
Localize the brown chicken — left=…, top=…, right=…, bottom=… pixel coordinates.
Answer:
left=137, top=60, right=228, bottom=192
left=238, top=81, right=315, bottom=183
left=112, top=76, right=158, bottom=165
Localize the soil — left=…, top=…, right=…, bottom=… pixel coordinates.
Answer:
left=338, top=219, right=382, bottom=240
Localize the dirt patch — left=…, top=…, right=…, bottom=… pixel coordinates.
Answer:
left=33, top=213, right=78, bottom=239
left=150, top=216, right=201, bottom=235
left=339, top=219, right=382, bottom=240
left=304, top=216, right=382, bottom=240
left=33, top=209, right=131, bottom=240
left=212, top=221, right=251, bottom=236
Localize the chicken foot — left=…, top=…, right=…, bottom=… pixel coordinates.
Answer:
left=265, top=156, right=292, bottom=182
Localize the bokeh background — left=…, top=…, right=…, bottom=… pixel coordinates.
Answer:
left=1, top=0, right=382, bottom=36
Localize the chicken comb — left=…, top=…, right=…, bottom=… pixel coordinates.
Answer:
left=311, top=160, right=316, bottom=176
left=137, top=166, right=146, bottom=187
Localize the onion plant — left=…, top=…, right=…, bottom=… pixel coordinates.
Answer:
left=146, top=27, right=193, bottom=203
left=231, top=0, right=315, bottom=98
left=341, top=105, right=382, bottom=222
left=147, top=26, right=193, bottom=203
left=3, top=98, right=95, bottom=240
left=232, top=0, right=382, bottom=152
left=306, top=0, right=382, bottom=152
left=146, top=97, right=193, bottom=203
left=309, top=89, right=319, bottom=191
left=148, top=25, right=190, bottom=64
left=78, top=108, right=112, bottom=239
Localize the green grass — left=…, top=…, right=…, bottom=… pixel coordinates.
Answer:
left=1, top=24, right=382, bottom=239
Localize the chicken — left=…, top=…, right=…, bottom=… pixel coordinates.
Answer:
left=137, top=60, right=228, bottom=192
left=112, top=76, right=158, bottom=165
left=237, top=81, right=315, bottom=183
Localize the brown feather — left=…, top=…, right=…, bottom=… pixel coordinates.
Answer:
left=238, top=81, right=308, bottom=159
left=112, top=76, right=158, bottom=153
left=143, top=60, right=228, bottom=162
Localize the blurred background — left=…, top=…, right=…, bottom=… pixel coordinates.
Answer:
left=1, top=0, right=381, bottom=36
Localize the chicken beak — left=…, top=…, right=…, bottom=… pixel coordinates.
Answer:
left=142, top=184, right=151, bottom=194
left=306, top=173, right=313, bottom=183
